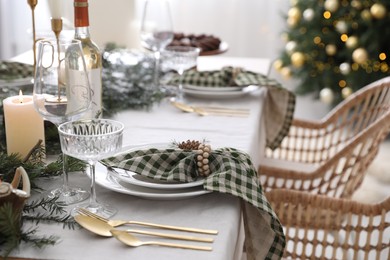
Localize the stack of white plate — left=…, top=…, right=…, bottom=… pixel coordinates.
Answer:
left=94, top=153, right=210, bottom=201
left=182, top=85, right=259, bottom=99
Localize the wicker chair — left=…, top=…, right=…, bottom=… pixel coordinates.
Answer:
left=266, top=189, right=390, bottom=260
left=259, top=77, right=390, bottom=199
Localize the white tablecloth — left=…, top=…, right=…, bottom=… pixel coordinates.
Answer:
left=8, top=56, right=270, bottom=260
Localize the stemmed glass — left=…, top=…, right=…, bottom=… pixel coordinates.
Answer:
left=140, top=0, right=174, bottom=90
left=33, top=38, right=91, bottom=204
left=162, top=46, right=200, bottom=100
left=58, top=119, right=124, bottom=218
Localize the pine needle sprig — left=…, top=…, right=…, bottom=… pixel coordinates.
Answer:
left=22, top=213, right=76, bottom=230
left=23, top=195, right=77, bottom=229
left=23, top=196, right=67, bottom=215
left=0, top=203, right=22, bottom=256
left=20, top=229, right=58, bottom=249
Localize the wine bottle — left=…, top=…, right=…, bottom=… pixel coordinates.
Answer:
left=74, top=0, right=102, bottom=119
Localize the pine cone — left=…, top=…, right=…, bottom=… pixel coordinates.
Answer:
left=177, top=140, right=202, bottom=150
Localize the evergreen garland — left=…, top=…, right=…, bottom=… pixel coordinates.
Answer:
left=101, top=43, right=165, bottom=116
left=276, top=0, right=390, bottom=104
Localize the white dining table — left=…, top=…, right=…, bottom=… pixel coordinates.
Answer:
left=7, top=55, right=270, bottom=260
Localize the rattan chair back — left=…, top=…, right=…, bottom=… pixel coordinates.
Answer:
left=260, top=77, right=390, bottom=199
left=266, top=189, right=390, bottom=260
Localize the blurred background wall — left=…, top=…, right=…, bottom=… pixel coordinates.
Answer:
left=0, top=0, right=289, bottom=61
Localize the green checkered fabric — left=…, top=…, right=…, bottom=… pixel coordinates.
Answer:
left=103, top=147, right=286, bottom=260
left=0, top=61, right=34, bottom=81
left=168, top=66, right=295, bottom=150
left=168, top=66, right=282, bottom=88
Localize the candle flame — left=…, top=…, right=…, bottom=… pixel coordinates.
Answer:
left=18, top=90, right=24, bottom=103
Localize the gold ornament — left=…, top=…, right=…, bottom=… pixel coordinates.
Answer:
left=288, top=7, right=301, bottom=20
left=342, top=87, right=353, bottom=99
left=280, top=67, right=292, bottom=79
left=320, top=88, right=334, bottom=104
left=352, top=48, right=368, bottom=64
left=370, top=3, right=387, bottom=19
left=324, top=0, right=339, bottom=12
left=291, top=52, right=305, bottom=67
left=273, top=59, right=283, bottom=71
left=325, top=44, right=337, bottom=56
left=346, top=36, right=358, bottom=49
left=287, top=17, right=298, bottom=27
left=361, top=9, right=372, bottom=21
left=351, top=0, right=362, bottom=9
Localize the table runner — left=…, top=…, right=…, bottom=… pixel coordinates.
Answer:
left=168, top=66, right=295, bottom=149
left=102, top=146, right=286, bottom=260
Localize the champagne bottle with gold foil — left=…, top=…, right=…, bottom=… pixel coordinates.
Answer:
left=74, top=0, right=102, bottom=118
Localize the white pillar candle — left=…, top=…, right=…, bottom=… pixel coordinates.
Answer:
left=48, top=0, right=62, bottom=19
left=2, top=92, right=45, bottom=159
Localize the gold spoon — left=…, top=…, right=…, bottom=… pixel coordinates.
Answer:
left=78, top=207, right=218, bottom=235
left=74, top=215, right=213, bottom=243
left=110, top=229, right=212, bottom=251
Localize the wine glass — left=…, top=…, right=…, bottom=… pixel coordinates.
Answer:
left=162, top=46, right=200, bottom=100
left=58, top=119, right=124, bottom=218
left=33, top=38, right=91, bottom=204
left=140, top=0, right=174, bottom=90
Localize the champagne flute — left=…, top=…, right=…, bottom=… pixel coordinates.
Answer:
left=58, top=119, right=124, bottom=218
left=33, top=38, right=91, bottom=204
left=162, top=46, right=200, bottom=100
left=140, top=0, right=174, bottom=90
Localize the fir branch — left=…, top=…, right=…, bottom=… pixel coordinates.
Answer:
left=20, top=230, right=58, bottom=249
left=22, top=213, right=76, bottom=230
left=23, top=195, right=77, bottom=229
left=23, top=195, right=67, bottom=215
left=0, top=203, right=22, bottom=256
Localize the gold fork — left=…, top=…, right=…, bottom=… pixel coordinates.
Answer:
left=111, top=230, right=212, bottom=251
left=78, top=208, right=218, bottom=235
left=171, top=101, right=249, bottom=117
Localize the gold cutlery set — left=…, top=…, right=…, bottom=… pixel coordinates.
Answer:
left=75, top=208, right=218, bottom=251
left=171, top=101, right=250, bottom=117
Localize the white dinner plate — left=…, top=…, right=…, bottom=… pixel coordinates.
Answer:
left=183, top=85, right=259, bottom=99
left=183, top=85, right=243, bottom=92
left=109, top=167, right=204, bottom=190
left=94, top=162, right=211, bottom=200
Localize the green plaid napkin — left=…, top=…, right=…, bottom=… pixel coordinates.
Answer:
left=103, top=147, right=285, bottom=260
left=169, top=66, right=296, bottom=150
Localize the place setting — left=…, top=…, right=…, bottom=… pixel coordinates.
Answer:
left=165, top=66, right=280, bottom=99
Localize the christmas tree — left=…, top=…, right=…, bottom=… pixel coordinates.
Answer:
left=276, top=0, right=390, bottom=104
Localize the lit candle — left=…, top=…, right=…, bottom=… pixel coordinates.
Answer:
left=48, top=0, right=62, bottom=19
left=2, top=91, right=45, bottom=159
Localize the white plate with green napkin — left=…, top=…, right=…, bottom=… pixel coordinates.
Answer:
left=94, top=162, right=211, bottom=200
left=182, top=85, right=259, bottom=99
left=109, top=166, right=204, bottom=190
